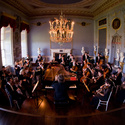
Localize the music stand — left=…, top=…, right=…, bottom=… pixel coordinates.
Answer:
left=32, top=81, right=43, bottom=109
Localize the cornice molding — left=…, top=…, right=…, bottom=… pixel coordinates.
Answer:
left=0, top=0, right=124, bottom=19
left=0, top=0, right=29, bottom=20
left=93, top=0, right=124, bottom=16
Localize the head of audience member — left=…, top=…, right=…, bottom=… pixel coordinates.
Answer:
left=58, top=74, right=65, bottom=83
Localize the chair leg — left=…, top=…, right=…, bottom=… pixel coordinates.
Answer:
left=96, top=100, right=100, bottom=109
left=115, top=85, right=120, bottom=95
left=105, top=103, right=108, bottom=111
left=9, top=99, right=13, bottom=108
left=13, top=100, right=20, bottom=109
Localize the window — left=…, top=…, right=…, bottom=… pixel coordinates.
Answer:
left=1, top=25, right=13, bottom=66
left=21, top=29, right=27, bottom=58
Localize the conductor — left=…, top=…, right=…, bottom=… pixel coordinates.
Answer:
left=52, top=74, right=69, bottom=103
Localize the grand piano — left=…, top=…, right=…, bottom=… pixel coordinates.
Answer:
left=43, top=63, right=78, bottom=89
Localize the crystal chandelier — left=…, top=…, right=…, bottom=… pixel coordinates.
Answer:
left=49, top=12, right=74, bottom=45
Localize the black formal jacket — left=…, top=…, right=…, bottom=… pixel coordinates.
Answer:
left=52, top=82, right=69, bottom=101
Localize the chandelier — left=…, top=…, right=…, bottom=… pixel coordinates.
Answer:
left=49, top=12, right=74, bottom=45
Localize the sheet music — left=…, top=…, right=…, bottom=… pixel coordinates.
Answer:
left=32, top=81, right=39, bottom=93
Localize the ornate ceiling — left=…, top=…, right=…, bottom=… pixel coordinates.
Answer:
left=0, top=0, right=124, bottom=19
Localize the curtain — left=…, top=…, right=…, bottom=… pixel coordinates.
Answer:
left=20, top=22, right=30, bottom=33
left=0, top=15, right=16, bottom=31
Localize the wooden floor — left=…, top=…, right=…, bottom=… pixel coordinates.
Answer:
left=0, top=84, right=125, bottom=125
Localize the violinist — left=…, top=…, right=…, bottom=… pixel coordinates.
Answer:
left=91, top=79, right=111, bottom=107
left=88, top=70, right=105, bottom=92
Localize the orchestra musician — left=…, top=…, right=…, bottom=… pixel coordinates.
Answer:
left=115, top=67, right=122, bottom=86
left=114, top=67, right=122, bottom=94
left=91, top=79, right=111, bottom=107
left=88, top=70, right=105, bottom=93
left=116, top=80, right=125, bottom=105
left=14, top=61, right=21, bottom=77
left=60, top=56, right=66, bottom=67
left=104, top=63, right=112, bottom=78
left=80, top=64, right=93, bottom=92
left=70, top=59, right=78, bottom=73
left=96, top=53, right=101, bottom=63
left=82, top=52, right=89, bottom=66
left=57, top=54, right=62, bottom=64
left=36, top=54, right=43, bottom=65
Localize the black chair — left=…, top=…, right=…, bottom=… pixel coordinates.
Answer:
left=5, top=88, right=20, bottom=109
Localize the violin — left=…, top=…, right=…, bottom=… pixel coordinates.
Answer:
left=96, top=84, right=110, bottom=93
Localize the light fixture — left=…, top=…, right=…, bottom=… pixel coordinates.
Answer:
left=49, top=11, right=74, bottom=45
